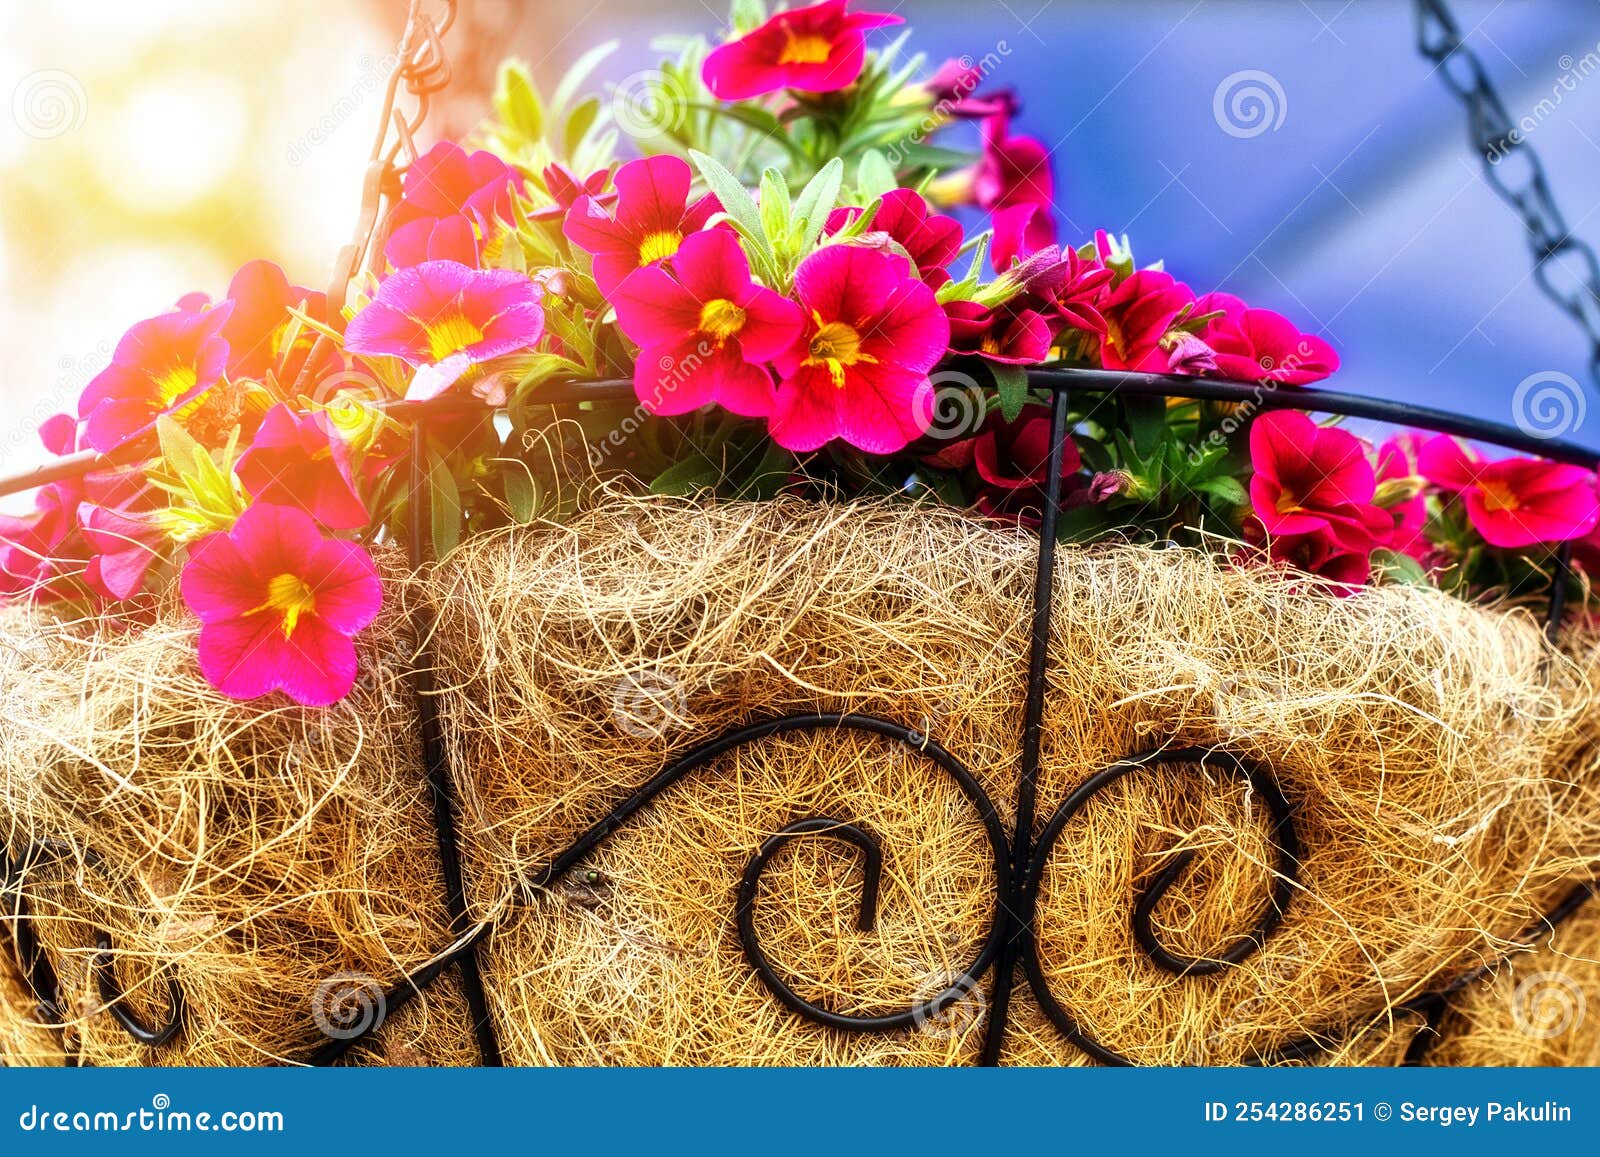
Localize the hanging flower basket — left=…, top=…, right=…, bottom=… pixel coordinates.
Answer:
left=2, top=0, right=1597, bottom=1067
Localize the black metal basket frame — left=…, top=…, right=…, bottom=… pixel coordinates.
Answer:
left=5, top=365, right=1597, bottom=1068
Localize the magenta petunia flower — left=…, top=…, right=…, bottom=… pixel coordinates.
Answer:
left=1193, top=292, right=1339, bottom=386
left=78, top=304, right=234, bottom=452
left=563, top=155, right=720, bottom=296
left=923, top=58, right=1017, bottom=120
left=78, top=503, right=165, bottom=601
left=236, top=404, right=369, bottom=529
left=343, top=260, right=546, bottom=402
left=384, top=142, right=526, bottom=269
left=989, top=202, right=1058, bottom=273
left=1249, top=410, right=1390, bottom=552
left=1098, top=269, right=1195, bottom=373
left=180, top=503, right=382, bottom=706
left=770, top=244, right=950, bottom=454
left=611, top=229, right=804, bottom=417
left=944, top=300, right=1052, bottom=365
left=701, top=0, right=903, bottom=101
left=1417, top=436, right=1600, bottom=549
left=826, top=189, right=963, bottom=288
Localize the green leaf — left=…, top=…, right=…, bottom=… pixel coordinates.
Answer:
left=790, top=156, right=843, bottom=254
left=688, top=149, right=774, bottom=268
left=425, top=453, right=462, bottom=559
left=758, top=167, right=791, bottom=247
left=1123, top=395, right=1168, bottom=458
left=992, top=364, right=1030, bottom=423
left=499, top=458, right=539, bottom=524
left=1193, top=475, right=1248, bottom=507
left=730, top=0, right=768, bottom=34
left=493, top=60, right=542, bottom=141
left=893, top=142, right=976, bottom=170
left=1373, top=548, right=1429, bottom=587
left=648, top=455, right=721, bottom=497
left=563, top=95, right=601, bottom=158
left=856, top=149, right=898, bottom=198
left=550, top=40, right=618, bottom=119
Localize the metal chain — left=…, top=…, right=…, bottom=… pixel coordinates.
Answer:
left=324, top=0, right=458, bottom=316
left=1415, top=0, right=1600, bottom=389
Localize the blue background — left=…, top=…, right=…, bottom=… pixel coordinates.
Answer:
left=531, top=0, right=1600, bottom=447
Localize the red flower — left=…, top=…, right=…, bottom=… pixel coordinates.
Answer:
left=1417, top=436, right=1600, bottom=549
left=218, top=260, right=338, bottom=385
left=923, top=58, right=1016, bottom=120
left=563, top=155, right=720, bottom=295
left=1375, top=434, right=1428, bottom=557
left=384, top=142, right=526, bottom=270
left=975, top=114, right=1054, bottom=213
left=770, top=245, right=949, bottom=454
left=181, top=504, right=382, bottom=706
left=1246, top=410, right=1390, bottom=589
left=944, top=300, right=1052, bottom=364
left=79, top=304, right=233, bottom=452
left=78, top=503, right=165, bottom=601
left=701, top=0, right=903, bottom=101
left=236, top=404, right=369, bottom=530
left=611, top=229, right=804, bottom=417
left=826, top=189, right=963, bottom=288
left=1098, top=269, right=1194, bottom=373
left=1193, top=292, right=1339, bottom=386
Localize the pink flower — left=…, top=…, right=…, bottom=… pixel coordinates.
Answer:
left=384, top=142, right=526, bottom=269
left=701, top=0, right=903, bottom=101
left=1376, top=434, right=1428, bottom=557
left=343, top=261, right=545, bottom=402
left=217, top=260, right=339, bottom=385
left=563, top=155, right=720, bottom=296
left=989, top=202, right=1057, bottom=273
left=1193, top=292, right=1339, bottom=386
left=611, top=229, right=804, bottom=417
left=1249, top=411, right=1389, bottom=550
left=78, top=503, right=164, bottom=601
left=530, top=163, right=612, bottom=223
left=236, top=404, right=369, bottom=529
left=826, top=189, right=963, bottom=288
left=79, top=304, right=233, bottom=451
left=975, top=114, right=1054, bottom=213
left=923, top=58, right=1016, bottom=120
left=180, top=503, right=382, bottom=706
left=1417, top=436, right=1599, bottom=549
left=973, top=408, right=1082, bottom=492
left=1098, top=270, right=1195, bottom=373
left=771, top=245, right=949, bottom=454
left=944, top=300, right=1052, bottom=364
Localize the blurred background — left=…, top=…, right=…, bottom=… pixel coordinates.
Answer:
left=4, top=0, right=1600, bottom=495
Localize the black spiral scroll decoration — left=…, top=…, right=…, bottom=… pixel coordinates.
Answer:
left=92, top=931, right=184, bottom=1048
left=1020, top=746, right=1302, bottom=1066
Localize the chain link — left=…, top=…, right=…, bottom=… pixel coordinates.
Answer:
left=1415, top=0, right=1600, bottom=388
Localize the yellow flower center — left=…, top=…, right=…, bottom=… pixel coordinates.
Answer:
left=424, top=312, right=486, bottom=362
left=1275, top=488, right=1302, bottom=516
left=698, top=298, right=747, bottom=344
left=803, top=315, right=876, bottom=389
left=780, top=29, right=834, bottom=65
left=1479, top=477, right=1520, bottom=513
left=155, top=364, right=200, bottom=406
left=637, top=230, right=683, bottom=265
left=248, top=572, right=318, bottom=639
